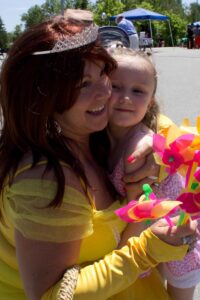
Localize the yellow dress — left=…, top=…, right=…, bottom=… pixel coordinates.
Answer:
left=0, top=156, right=188, bottom=300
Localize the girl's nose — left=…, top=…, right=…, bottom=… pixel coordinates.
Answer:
left=119, top=95, right=132, bottom=104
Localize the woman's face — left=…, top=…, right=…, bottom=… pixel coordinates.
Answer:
left=54, top=59, right=111, bottom=139
left=108, top=56, right=155, bottom=129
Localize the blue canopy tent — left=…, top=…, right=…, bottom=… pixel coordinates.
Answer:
left=110, top=8, right=174, bottom=46
left=194, top=21, right=200, bottom=26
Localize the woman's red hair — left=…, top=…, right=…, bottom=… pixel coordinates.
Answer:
left=0, top=15, right=117, bottom=210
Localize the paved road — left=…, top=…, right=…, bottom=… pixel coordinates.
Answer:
left=1, top=48, right=200, bottom=299
left=153, top=47, right=200, bottom=126
left=153, top=47, right=200, bottom=300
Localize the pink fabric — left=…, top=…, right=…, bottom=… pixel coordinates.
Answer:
left=108, top=156, right=183, bottom=199
left=108, top=157, right=200, bottom=285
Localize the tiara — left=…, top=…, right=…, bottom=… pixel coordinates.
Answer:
left=33, top=23, right=99, bottom=55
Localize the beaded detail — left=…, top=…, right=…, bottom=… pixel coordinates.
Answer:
left=57, top=265, right=80, bottom=300
left=33, top=24, right=99, bottom=55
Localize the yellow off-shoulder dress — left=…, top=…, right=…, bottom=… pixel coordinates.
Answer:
left=0, top=155, right=187, bottom=300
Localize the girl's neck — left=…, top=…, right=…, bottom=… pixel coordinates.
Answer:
left=107, top=124, right=135, bottom=150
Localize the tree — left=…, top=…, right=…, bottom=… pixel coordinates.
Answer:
left=0, top=17, right=7, bottom=49
left=21, top=5, right=46, bottom=30
left=94, top=0, right=124, bottom=25
left=20, top=0, right=92, bottom=30
left=75, top=0, right=89, bottom=9
left=188, top=2, right=200, bottom=23
left=7, top=25, right=23, bottom=47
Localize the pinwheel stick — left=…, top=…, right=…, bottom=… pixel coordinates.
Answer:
left=177, top=211, right=187, bottom=226
left=142, top=184, right=152, bottom=225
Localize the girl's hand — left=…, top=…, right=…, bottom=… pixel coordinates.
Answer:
left=122, top=126, right=159, bottom=200
left=150, top=217, right=199, bottom=247
left=123, top=151, right=159, bottom=199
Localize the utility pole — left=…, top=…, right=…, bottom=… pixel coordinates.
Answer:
left=61, top=0, right=64, bottom=16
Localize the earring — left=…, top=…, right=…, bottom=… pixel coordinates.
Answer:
left=54, top=120, right=62, bottom=135
left=46, top=119, right=62, bottom=137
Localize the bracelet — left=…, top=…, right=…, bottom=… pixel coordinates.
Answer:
left=57, top=265, right=80, bottom=300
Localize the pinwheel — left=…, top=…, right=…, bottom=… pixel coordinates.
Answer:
left=115, top=191, right=181, bottom=224
left=153, top=132, right=195, bottom=176
left=194, top=168, right=200, bottom=182
left=177, top=192, right=200, bottom=220
left=180, top=117, right=200, bottom=150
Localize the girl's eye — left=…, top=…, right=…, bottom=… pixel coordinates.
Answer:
left=132, top=88, right=143, bottom=94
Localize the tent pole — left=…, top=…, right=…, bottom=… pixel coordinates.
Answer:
left=167, top=19, right=174, bottom=47
left=149, top=19, right=153, bottom=39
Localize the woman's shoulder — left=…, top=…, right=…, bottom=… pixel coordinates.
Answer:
left=13, top=152, right=85, bottom=195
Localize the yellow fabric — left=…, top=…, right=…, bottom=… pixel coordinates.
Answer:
left=0, top=156, right=188, bottom=300
left=43, top=229, right=187, bottom=300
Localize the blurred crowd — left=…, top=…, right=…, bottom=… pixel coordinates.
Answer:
left=187, top=23, right=200, bottom=49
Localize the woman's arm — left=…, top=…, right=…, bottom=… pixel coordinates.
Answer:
left=42, top=219, right=198, bottom=300
left=15, top=230, right=82, bottom=300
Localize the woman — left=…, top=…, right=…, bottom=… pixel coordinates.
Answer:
left=0, top=10, right=198, bottom=300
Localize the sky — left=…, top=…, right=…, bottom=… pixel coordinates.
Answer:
left=0, top=0, right=196, bottom=32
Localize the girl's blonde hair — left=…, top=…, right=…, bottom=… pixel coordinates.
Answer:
left=109, top=47, right=159, bottom=132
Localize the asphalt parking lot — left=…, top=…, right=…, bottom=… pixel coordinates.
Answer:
left=153, top=46, right=200, bottom=126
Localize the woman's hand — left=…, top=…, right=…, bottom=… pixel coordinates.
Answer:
left=150, top=217, right=199, bottom=247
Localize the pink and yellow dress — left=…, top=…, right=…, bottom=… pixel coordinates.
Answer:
left=0, top=156, right=188, bottom=300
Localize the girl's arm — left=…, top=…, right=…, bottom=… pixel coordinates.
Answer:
left=118, top=127, right=156, bottom=248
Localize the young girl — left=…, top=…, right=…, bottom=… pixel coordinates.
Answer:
left=107, top=48, right=200, bottom=300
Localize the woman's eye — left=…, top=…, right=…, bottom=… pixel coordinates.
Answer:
left=81, top=80, right=91, bottom=88
left=112, top=84, right=120, bottom=89
left=100, top=68, right=106, bottom=77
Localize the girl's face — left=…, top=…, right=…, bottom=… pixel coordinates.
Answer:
left=54, top=59, right=111, bottom=139
left=108, top=56, right=155, bottom=129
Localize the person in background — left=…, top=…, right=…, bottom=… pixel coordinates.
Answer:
left=187, top=24, right=194, bottom=49
left=115, top=15, right=139, bottom=50
left=194, top=24, right=200, bottom=49
left=0, top=10, right=198, bottom=300
left=105, top=47, right=200, bottom=300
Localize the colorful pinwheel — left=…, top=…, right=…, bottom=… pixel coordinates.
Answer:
left=177, top=192, right=200, bottom=220
left=115, top=193, right=181, bottom=223
left=153, top=132, right=195, bottom=175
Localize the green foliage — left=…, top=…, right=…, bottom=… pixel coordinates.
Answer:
left=188, top=3, right=200, bottom=23
left=0, top=17, right=7, bottom=49
left=1, top=0, right=200, bottom=46
left=21, top=5, right=46, bottom=30
left=21, top=0, right=91, bottom=30
left=7, top=25, right=23, bottom=47
left=75, top=0, right=89, bottom=9
left=94, top=0, right=124, bottom=25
